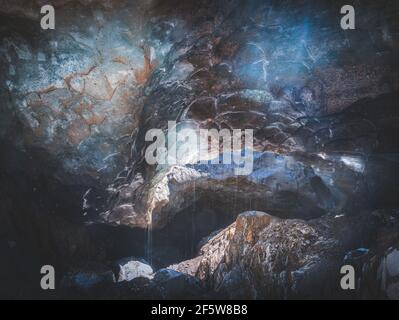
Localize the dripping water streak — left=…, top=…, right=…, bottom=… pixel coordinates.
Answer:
left=146, top=211, right=153, bottom=266
left=191, top=180, right=196, bottom=256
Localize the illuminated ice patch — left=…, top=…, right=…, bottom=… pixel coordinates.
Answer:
left=340, top=156, right=365, bottom=173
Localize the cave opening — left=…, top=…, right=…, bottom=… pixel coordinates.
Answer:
left=85, top=192, right=254, bottom=271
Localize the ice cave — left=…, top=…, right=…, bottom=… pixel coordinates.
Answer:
left=0, top=0, right=399, bottom=300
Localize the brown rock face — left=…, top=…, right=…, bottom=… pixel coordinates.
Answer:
left=191, top=211, right=379, bottom=299
left=0, top=0, right=173, bottom=187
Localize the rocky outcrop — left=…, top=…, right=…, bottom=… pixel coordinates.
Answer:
left=172, top=210, right=380, bottom=299
left=104, top=111, right=399, bottom=229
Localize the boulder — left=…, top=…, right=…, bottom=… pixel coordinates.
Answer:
left=152, top=268, right=208, bottom=299
left=61, top=263, right=116, bottom=295
left=112, top=257, right=153, bottom=282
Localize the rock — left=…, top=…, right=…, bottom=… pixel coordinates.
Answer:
left=377, top=248, right=399, bottom=300
left=192, top=210, right=378, bottom=299
left=112, top=257, right=153, bottom=282
left=101, top=204, right=148, bottom=227
left=59, top=262, right=212, bottom=299
left=386, top=249, right=399, bottom=277
left=344, top=248, right=370, bottom=264
left=0, top=0, right=159, bottom=188
left=63, top=270, right=115, bottom=290
left=195, top=224, right=235, bottom=281
left=386, top=282, right=399, bottom=300
left=168, top=256, right=203, bottom=277
left=102, top=0, right=399, bottom=232
left=61, top=264, right=115, bottom=292
left=153, top=268, right=207, bottom=299
left=106, top=149, right=370, bottom=229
